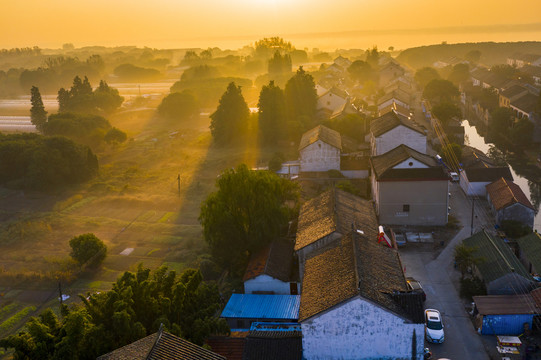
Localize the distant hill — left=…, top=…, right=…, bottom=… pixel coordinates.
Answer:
left=397, top=41, right=541, bottom=69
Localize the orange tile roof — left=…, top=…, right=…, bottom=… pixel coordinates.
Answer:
left=486, top=177, right=534, bottom=211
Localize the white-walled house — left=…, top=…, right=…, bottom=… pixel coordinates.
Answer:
left=299, top=125, right=341, bottom=172
left=486, top=177, right=535, bottom=228
left=370, top=145, right=449, bottom=226
left=370, top=110, right=427, bottom=156
left=299, top=233, right=425, bottom=360
left=243, top=240, right=299, bottom=295
left=317, top=87, right=349, bottom=117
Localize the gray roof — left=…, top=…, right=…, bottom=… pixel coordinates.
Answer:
left=97, top=330, right=226, bottom=360
left=370, top=110, right=424, bottom=137
left=294, top=188, right=376, bottom=251
left=299, top=125, right=342, bottom=151
left=463, top=230, right=532, bottom=283
left=370, top=144, right=448, bottom=181
left=511, top=92, right=539, bottom=114
left=465, top=167, right=513, bottom=183
left=516, top=232, right=541, bottom=273
left=500, top=85, right=528, bottom=99
left=242, top=330, right=302, bottom=360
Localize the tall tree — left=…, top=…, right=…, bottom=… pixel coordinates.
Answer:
left=210, top=82, right=250, bottom=145
left=93, top=80, right=124, bottom=113
left=268, top=51, right=292, bottom=77
left=414, top=67, right=441, bottom=89
left=423, top=79, right=459, bottom=104
left=199, top=164, right=299, bottom=272
left=347, top=60, right=374, bottom=84
left=258, top=81, right=287, bottom=145
left=30, top=86, right=47, bottom=132
left=284, top=66, right=317, bottom=135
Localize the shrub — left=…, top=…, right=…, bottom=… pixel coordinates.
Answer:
left=69, top=233, right=107, bottom=267
left=460, top=276, right=486, bottom=300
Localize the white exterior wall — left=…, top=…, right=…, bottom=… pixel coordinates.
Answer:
left=302, top=298, right=425, bottom=360
left=341, top=170, right=369, bottom=179
left=373, top=126, right=427, bottom=156
left=244, top=274, right=293, bottom=295
left=459, top=172, right=490, bottom=197
left=317, top=92, right=347, bottom=112
left=393, top=158, right=429, bottom=169
left=300, top=140, right=340, bottom=172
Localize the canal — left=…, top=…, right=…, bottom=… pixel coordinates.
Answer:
left=462, top=119, right=541, bottom=232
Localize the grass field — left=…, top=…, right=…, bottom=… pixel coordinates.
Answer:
left=0, top=104, right=299, bottom=342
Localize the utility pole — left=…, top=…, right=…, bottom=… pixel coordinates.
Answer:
left=177, top=174, right=180, bottom=197
left=58, top=281, right=63, bottom=306
left=470, top=197, right=475, bottom=235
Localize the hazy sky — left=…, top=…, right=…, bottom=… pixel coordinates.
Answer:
left=1, top=0, right=541, bottom=49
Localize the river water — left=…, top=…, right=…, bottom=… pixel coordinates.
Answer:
left=462, top=119, right=541, bottom=231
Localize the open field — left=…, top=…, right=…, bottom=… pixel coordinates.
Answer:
left=0, top=103, right=299, bottom=342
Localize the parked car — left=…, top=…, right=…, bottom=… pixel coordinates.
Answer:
left=450, top=172, right=459, bottom=182
left=406, top=277, right=426, bottom=301
left=425, top=309, right=444, bottom=343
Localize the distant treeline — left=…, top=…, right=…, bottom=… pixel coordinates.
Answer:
left=0, top=133, right=98, bottom=190
left=397, top=41, right=541, bottom=68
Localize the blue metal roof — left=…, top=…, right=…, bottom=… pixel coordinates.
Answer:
left=221, top=294, right=300, bottom=320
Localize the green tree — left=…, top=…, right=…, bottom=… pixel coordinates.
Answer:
left=104, top=127, right=127, bottom=145
left=199, top=164, right=299, bottom=272
left=347, top=60, right=374, bottom=84
left=365, top=46, right=379, bottom=67
left=93, top=80, right=124, bottom=113
left=69, top=233, right=107, bottom=267
left=258, top=81, right=287, bottom=145
left=431, top=102, right=462, bottom=126
left=268, top=152, right=285, bottom=172
left=30, top=86, right=47, bottom=132
left=423, top=79, right=459, bottom=104
left=447, top=63, right=470, bottom=86
left=210, top=82, right=250, bottom=145
left=268, top=51, right=292, bottom=77
left=158, top=90, right=199, bottom=121
left=254, top=37, right=293, bottom=59
left=454, top=243, right=484, bottom=280
left=284, top=66, right=317, bottom=134
left=414, top=67, right=441, bottom=89
left=510, top=118, right=534, bottom=149
left=489, top=107, right=514, bottom=142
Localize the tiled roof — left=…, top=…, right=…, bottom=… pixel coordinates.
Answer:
left=370, top=110, right=424, bottom=137
left=377, top=90, right=410, bottom=107
left=206, top=337, right=246, bottom=360
left=294, top=188, right=376, bottom=251
left=463, top=230, right=532, bottom=283
left=242, top=330, right=302, bottom=360
left=98, top=330, right=226, bottom=360
left=465, top=167, right=513, bottom=183
left=486, top=178, right=534, bottom=211
left=500, top=85, right=528, bottom=99
left=521, top=65, right=541, bottom=78
left=298, top=235, right=360, bottom=321
left=370, top=144, right=448, bottom=181
left=516, top=232, right=541, bottom=273
left=473, top=294, right=539, bottom=315
left=510, top=92, right=539, bottom=114
left=460, top=146, right=494, bottom=169
left=243, top=240, right=294, bottom=282
left=299, top=231, right=421, bottom=323
left=221, top=294, right=300, bottom=320
left=298, top=125, right=342, bottom=151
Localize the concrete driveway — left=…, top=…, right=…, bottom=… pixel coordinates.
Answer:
left=399, top=181, right=490, bottom=360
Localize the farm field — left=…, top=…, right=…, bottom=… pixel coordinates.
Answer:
left=0, top=104, right=294, bottom=345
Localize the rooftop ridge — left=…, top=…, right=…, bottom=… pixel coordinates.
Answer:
left=483, top=229, right=514, bottom=273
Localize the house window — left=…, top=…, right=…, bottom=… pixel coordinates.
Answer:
left=403, top=204, right=410, bottom=212
left=408, top=161, right=413, bottom=167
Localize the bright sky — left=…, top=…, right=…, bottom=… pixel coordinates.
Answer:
left=1, top=0, right=541, bottom=49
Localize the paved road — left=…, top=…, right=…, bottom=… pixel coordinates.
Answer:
left=400, top=182, right=490, bottom=360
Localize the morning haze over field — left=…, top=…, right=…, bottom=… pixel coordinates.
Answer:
left=2, top=0, right=541, bottom=359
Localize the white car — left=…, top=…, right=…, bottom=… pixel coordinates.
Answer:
left=425, top=309, right=444, bottom=343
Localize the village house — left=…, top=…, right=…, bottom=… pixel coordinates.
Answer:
left=509, top=91, right=539, bottom=122
left=472, top=294, right=539, bottom=335
left=459, top=146, right=513, bottom=197
left=498, top=85, right=529, bottom=108
left=299, top=232, right=425, bottom=360
left=333, top=55, right=352, bottom=70
left=470, top=67, right=517, bottom=93
left=377, top=89, right=410, bottom=112
left=507, top=53, right=541, bottom=68
left=316, top=87, right=350, bottom=118
left=379, top=61, right=406, bottom=87
left=298, top=125, right=341, bottom=173
left=516, top=232, right=541, bottom=274
left=294, top=188, right=376, bottom=277
left=97, top=326, right=226, bottom=360
left=243, top=240, right=299, bottom=295
left=221, top=294, right=301, bottom=330
left=370, top=144, right=449, bottom=226
left=241, top=323, right=303, bottom=360
left=521, top=65, right=541, bottom=86
left=463, top=230, right=535, bottom=295
left=378, top=101, right=412, bottom=118
left=486, top=177, right=535, bottom=228
left=370, top=110, right=427, bottom=156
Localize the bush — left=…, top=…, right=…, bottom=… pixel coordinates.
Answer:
left=500, top=220, right=532, bottom=238
left=268, top=152, right=285, bottom=172
left=69, top=233, right=107, bottom=267
left=460, top=276, right=486, bottom=300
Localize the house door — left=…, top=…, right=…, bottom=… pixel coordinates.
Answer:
left=290, top=282, right=298, bottom=295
